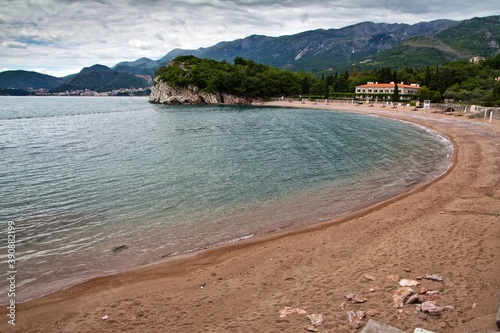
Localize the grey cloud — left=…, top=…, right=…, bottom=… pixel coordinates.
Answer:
left=0, top=0, right=498, bottom=77
left=300, top=12, right=309, bottom=24
left=1, top=41, right=28, bottom=49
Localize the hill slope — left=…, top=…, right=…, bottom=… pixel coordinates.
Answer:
left=51, top=65, right=150, bottom=92
left=357, top=36, right=470, bottom=69
left=435, top=15, right=500, bottom=57
left=0, top=70, right=65, bottom=89
left=155, top=19, right=459, bottom=72
left=112, top=57, right=158, bottom=75
left=357, top=16, right=500, bottom=69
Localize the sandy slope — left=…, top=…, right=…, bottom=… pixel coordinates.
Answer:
left=2, top=100, right=499, bottom=333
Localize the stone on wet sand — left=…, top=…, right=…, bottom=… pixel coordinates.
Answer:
left=360, top=319, right=406, bottom=333
left=413, top=328, right=436, bottom=333
left=306, top=313, right=324, bottom=326
left=387, top=275, right=400, bottom=282
left=422, top=274, right=443, bottom=282
left=363, top=274, right=376, bottom=281
left=345, top=292, right=367, bottom=303
left=405, top=293, right=419, bottom=305
left=347, top=310, right=356, bottom=323
left=392, top=287, right=415, bottom=308
left=356, top=310, right=366, bottom=319
left=419, top=287, right=429, bottom=294
left=279, top=307, right=307, bottom=318
left=399, top=279, right=420, bottom=287
left=420, top=301, right=443, bottom=316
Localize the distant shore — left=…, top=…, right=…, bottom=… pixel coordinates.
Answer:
left=1, top=100, right=499, bottom=333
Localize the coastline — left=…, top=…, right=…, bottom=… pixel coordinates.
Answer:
left=2, top=100, right=499, bottom=332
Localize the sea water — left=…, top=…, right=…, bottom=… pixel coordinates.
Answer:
left=0, top=96, right=452, bottom=302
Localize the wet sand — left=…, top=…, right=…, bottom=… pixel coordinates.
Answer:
left=2, top=100, right=499, bottom=332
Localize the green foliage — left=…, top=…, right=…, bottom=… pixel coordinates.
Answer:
left=356, top=17, right=500, bottom=72
left=392, top=83, right=400, bottom=102
left=434, top=16, right=500, bottom=58
left=493, top=81, right=500, bottom=101
left=418, top=86, right=433, bottom=101
left=433, top=91, right=443, bottom=103
left=0, top=88, right=34, bottom=96
left=155, top=55, right=320, bottom=98
left=52, top=71, right=149, bottom=93
left=0, top=70, right=64, bottom=90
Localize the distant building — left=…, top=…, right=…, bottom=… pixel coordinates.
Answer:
left=355, top=82, right=420, bottom=101
left=470, top=56, right=485, bottom=64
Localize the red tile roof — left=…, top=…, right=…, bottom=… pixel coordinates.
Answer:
left=356, top=83, right=420, bottom=89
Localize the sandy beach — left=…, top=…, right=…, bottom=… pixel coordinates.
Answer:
left=2, top=100, right=499, bottom=333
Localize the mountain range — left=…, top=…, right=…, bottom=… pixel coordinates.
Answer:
left=1, top=15, right=498, bottom=92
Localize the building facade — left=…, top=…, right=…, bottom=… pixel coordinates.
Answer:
left=355, top=82, right=420, bottom=101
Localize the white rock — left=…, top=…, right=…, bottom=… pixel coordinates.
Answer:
left=307, top=313, right=324, bottom=325
left=149, top=82, right=253, bottom=105
left=420, top=301, right=443, bottom=316
left=392, top=287, right=415, bottom=308
left=399, top=279, right=420, bottom=287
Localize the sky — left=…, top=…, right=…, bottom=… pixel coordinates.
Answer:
left=1, top=0, right=499, bottom=77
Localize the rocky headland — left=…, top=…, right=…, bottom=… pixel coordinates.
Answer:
left=148, top=81, right=256, bottom=105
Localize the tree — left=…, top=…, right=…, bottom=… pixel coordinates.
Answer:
left=334, top=75, right=348, bottom=92
left=392, top=70, right=398, bottom=82
left=392, top=83, right=400, bottom=102
left=492, top=81, right=500, bottom=102
left=432, top=91, right=442, bottom=103
left=424, top=66, right=431, bottom=86
left=301, top=76, right=310, bottom=95
left=377, top=67, right=393, bottom=83
left=418, top=86, right=433, bottom=101
left=234, top=56, right=246, bottom=66
left=482, top=54, right=500, bottom=69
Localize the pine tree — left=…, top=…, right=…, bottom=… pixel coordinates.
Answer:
left=424, top=66, right=431, bottom=86
left=392, top=83, right=400, bottom=102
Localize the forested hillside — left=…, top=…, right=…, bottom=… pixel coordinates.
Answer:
left=155, top=55, right=320, bottom=98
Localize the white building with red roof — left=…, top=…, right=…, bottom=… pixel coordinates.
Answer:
left=355, top=82, right=420, bottom=101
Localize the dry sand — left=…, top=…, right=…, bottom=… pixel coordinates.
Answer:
left=2, top=100, right=499, bottom=333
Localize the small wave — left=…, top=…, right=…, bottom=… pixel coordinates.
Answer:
left=0, top=108, right=147, bottom=121
left=214, top=234, right=255, bottom=246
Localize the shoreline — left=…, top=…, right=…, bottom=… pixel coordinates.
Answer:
left=0, top=101, right=452, bottom=305
left=2, top=101, right=499, bottom=332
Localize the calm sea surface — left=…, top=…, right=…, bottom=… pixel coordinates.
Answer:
left=0, top=96, right=452, bottom=302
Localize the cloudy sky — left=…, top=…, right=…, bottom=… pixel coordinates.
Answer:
left=1, top=0, right=498, bottom=77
